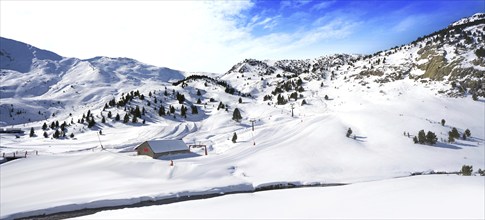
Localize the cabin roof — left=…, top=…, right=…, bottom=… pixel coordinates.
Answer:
left=144, top=140, right=189, bottom=154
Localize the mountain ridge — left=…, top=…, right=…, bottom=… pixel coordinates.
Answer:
left=0, top=13, right=483, bottom=128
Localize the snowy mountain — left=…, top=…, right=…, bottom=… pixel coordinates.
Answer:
left=222, top=12, right=484, bottom=99
left=0, top=37, right=185, bottom=126
left=0, top=13, right=484, bottom=219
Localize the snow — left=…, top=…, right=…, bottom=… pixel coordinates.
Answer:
left=1, top=80, right=483, bottom=219
left=143, top=140, right=189, bottom=153
left=77, top=175, right=485, bottom=219
left=451, top=13, right=485, bottom=27
left=1, top=14, right=485, bottom=219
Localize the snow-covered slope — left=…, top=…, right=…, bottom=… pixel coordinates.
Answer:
left=0, top=13, right=484, bottom=219
left=79, top=175, right=485, bottom=220
left=0, top=37, right=185, bottom=126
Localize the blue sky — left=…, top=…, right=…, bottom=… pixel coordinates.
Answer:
left=0, top=0, right=483, bottom=73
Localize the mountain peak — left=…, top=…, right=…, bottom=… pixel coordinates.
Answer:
left=450, top=13, right=485, bottom=27
left=0, top=37, right=63, bottom=73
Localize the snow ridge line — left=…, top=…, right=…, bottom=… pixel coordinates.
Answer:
left=10, top=182, right=347, bottom=220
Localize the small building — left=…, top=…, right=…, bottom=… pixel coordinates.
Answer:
left=135, top=140, right=190, bottom=158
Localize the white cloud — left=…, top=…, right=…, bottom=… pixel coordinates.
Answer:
left=280, top=0, right=312, bottom=9
left=392, top=14, right=431, bottom=33
left=311, top=0, right=336, bottom=11
left=0, top=0, right=357, bottom=73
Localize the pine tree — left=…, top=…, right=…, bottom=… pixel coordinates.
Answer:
left=418, top=130, right=426, bottom=144
left=159, top=106, right=166, bottom=116
left=413, top=136, right=418, bottom=144
left=70, top=133, right=75, bottom=138
left=461, top=165, right=473, bottom=176
left=448, top=134, right=455, bottom=143
left=324, top=95, right=329, bottom=100
left=115, top=113, right=120, bottom=121
left=30, top=127, right=35, bottom=137
left=301, top=99, right=307, bottom=106
left=101, top=116, right=106, bottom=123
left=465, top=129, right=471, bottom=137
left=426, top=131, right=437, bottom=145
left=170, top=105, right=175, bottom=114
left=449, top=127, right=460, bottom=140
left=134, top=106, right=141, bottom=118
left=60, top=122, right=66, bottom=131
left=53, top=129, right=60, bottom=138
left=43, top=131, right=49, bottom=138
left=191, top=105, right=198, bottom=114
left=197, top=89, right=202, bottom=96
left=42, top=122, right=48, bottom=130
left=346, top=128, right=353, bottom=138
left=197, top=98, right=202, bottom=104
left=181, top=105, right=187, bottom=118
left=88, top=117, right=96, bottom=128
left=217, top=102, right=225, bottom=110
left=177, top=93, right=185, bottom=104
left=132, top=115, right=138, bottom=123
left=232, top=132, right=237, bottom=143
left=232, top=108, right=242, bottom=122
left=123, top=114, right=129, bottom=123
left=238, top=97, right=242, bottom=104
left=50, top=122, right=56, bottom=129
left=441, top=119, right=445, bottom=126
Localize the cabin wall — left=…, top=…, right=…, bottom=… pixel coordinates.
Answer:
left=137, top=142, right=155, bottom=158
left=154, top=149, right=190, bottom=158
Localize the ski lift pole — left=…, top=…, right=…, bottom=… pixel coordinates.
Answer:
left=97, top=132, right=104, bottom=150
left=252, top=130, right=256, bottom=146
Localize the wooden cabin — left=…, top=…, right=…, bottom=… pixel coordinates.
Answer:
left=135, top=140, right=190, bottom=158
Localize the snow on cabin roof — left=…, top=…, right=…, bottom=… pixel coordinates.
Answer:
left=145, top=140, right=189, bottom=154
